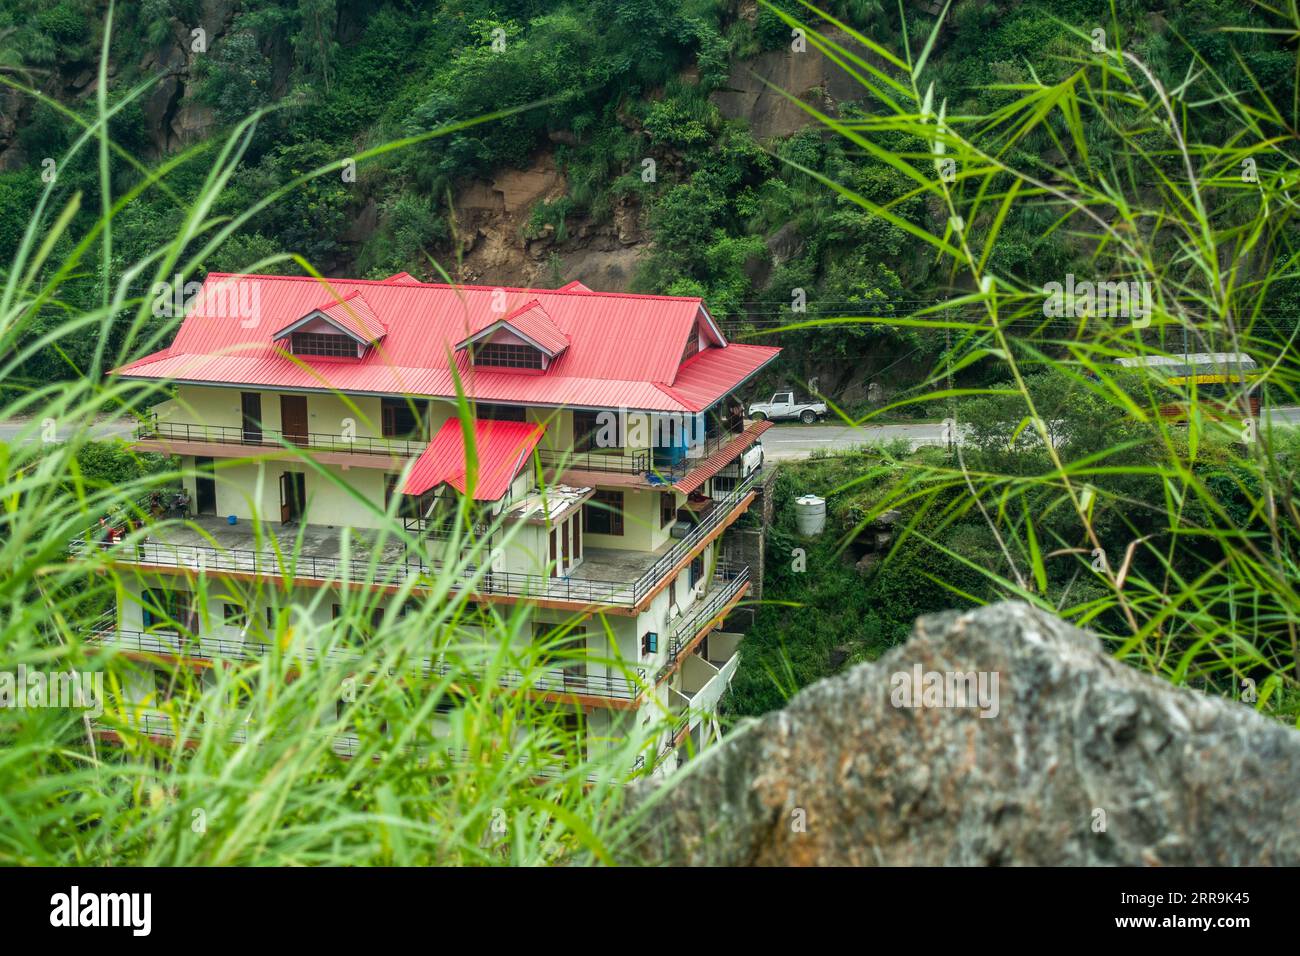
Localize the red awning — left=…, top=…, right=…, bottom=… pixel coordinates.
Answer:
left=405, top=418, right=545, bottom=501
left=672, top=420, right=772, bottom=495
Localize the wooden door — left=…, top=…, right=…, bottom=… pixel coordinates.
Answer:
left=195, top=457, right=217, bottom=515
left=279, top=472, right=305, bottom=524
left=241, top=392, right=263, bottom=443
left=280, top=394, right=308, bottom=445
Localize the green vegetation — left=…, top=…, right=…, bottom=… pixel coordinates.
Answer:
left=0, top=7, right=675, bottom=862
left=6, top=1, right=1290, bottom=400
left=727, top=0, right=1300, bottom=729
left=3, top=0, right=1300, bottom=865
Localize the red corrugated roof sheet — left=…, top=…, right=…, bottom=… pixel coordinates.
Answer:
left=459, top=299, right=570, bottom=356
left=318, top=291, right=386, bottom=342
left=273, top=290, right=386, bottom=344
left=114, top=274, right=781, bottom=412
left=405, top=418, right=545, bottom=500
left=672, top=420, right=773, bottom=495
left=655, top=344, right=780, bottom=412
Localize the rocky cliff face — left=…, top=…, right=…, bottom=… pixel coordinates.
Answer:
left=628, top=602, right=1300, bottom=865
left=0, top=0, right=238, bottom=170
left=709, top=29, right=880, bottom=140
left=448, top=151, right=646, bottom=291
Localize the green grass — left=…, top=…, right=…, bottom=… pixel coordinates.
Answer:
left=744, top=0, right=1300, bottom=726
left=4, top=0, right=1300, bottom=868
left=0, top=5, right=680, bottom=866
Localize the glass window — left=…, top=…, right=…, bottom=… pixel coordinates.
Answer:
left=472, top=342, right=543, bottom=369
left=573, top=410, right=601, bottom=452
left=381, top=398, right=422, bottom=438
left=660, top=492, right=677, bottom=528
left=583, top=489, right=624, bottom=536
left=292, top=332, right=356, bottom=357
left=476, top=403, right=527, bottom=422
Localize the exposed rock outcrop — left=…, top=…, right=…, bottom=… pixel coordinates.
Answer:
left=448, top=151, right=648, bottom=290
left=629, top=602, right=1300, bottom=865
left=710, top=29, right=878, bottom=140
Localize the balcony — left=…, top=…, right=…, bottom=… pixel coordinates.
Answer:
left=540, top=422, right=760, bottom=481
left=659, top=563, right=750, bottom=678
left=86, top=620, right=652, bottom=703
left=70, top=470, right=761, bottom=611
left=679, top=632, right=741, bottom=715
left=136, top=419, right=427, bottom=459
left=665, top=629, right=743, bottom=742
left=537, top=447, right=652, bottom=475
left=92, top=713, right=642, bottom=780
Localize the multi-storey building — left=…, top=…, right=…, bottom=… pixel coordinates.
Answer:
left=81, top=272, right=779, bottom=774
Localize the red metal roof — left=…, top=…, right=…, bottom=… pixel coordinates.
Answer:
left=458, top=299, right=570, bottom=356
left=273, top=290, right=386, bottom=344
left=405, top=418, right=545, bottom=500
left=672, top=420, right=773, bottom=495
left=114, top=274, right=781, bottom=412
left=655, top=343, right=781, bottom=412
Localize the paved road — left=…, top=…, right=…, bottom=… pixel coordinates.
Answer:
left=760, top=405, right=1300, bottom=461
left=761, top=421, right=949, bottom=460
left=2, top=406, right=1298, bottom=459
left=0, top=418, right=135, bottom=445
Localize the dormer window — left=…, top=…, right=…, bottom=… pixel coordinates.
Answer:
left=273, top=290, right=385, bottom=360
left=456, top=299, right=568, bottom=373
left=681, top=326, right=699, bottom=365
left=472, top=342, right=544, bottom=369
left=292, top=332, right=361, bottom=358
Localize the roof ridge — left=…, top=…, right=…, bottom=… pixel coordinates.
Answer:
left=503, top=297, right=546, bottom=317
left=205, top=272, right=704, bottom=303
left=311, top=287, right=366, bottom=309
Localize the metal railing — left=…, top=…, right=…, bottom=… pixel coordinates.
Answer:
left=94, top=715, right=642, bottom=779
left=402, top=515, right=494, bottom=538
left=69, top=470, right=760, bottom=607
left=629, top=469, right=759, bottom=601
left=138, top=419, right=427, bottom=458
left=660, top=563, right=750, bottom=680
left=538, top=447, right=651, bottom=474
left=538, top=425, right=750, bottom=478
left=86, top=624, right=652, bottom=701
left=670, top=702, right=692, bottom=742
left=69, top=533, right=432, bottom=588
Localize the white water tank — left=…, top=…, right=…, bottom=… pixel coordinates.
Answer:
left=794, top=494, right=826, bottom=536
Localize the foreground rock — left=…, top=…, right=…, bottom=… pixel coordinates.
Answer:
left=629, top=602, right=1300, bottom=865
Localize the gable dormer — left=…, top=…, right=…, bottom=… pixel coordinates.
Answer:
left=273, top=290, right=385, bottom=359
left=456, top=300, right=568, bottom=372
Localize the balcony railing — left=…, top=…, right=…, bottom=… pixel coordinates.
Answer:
left=539, top=425, right=750, bottom=478
left=86, top=624, right=652, bottom=702
left=84, top=565, right=745, bottom=706
left=69, top=469, right=760, bottom=608
left=622, top=468, right=758, bottom=603
left=537, top=447, right=651, bottom=474
left=659, top=563, right=750, bottom=680
left=137, top=419, right=428, bottom=458
left=402, top=515, right=494, bottom=538
left=69, top=533, right=433, bottom=588
left=93, top=714, right=641, bottom=779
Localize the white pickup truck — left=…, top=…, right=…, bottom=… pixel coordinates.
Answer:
left=748, top=390, right=827, bottom=424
